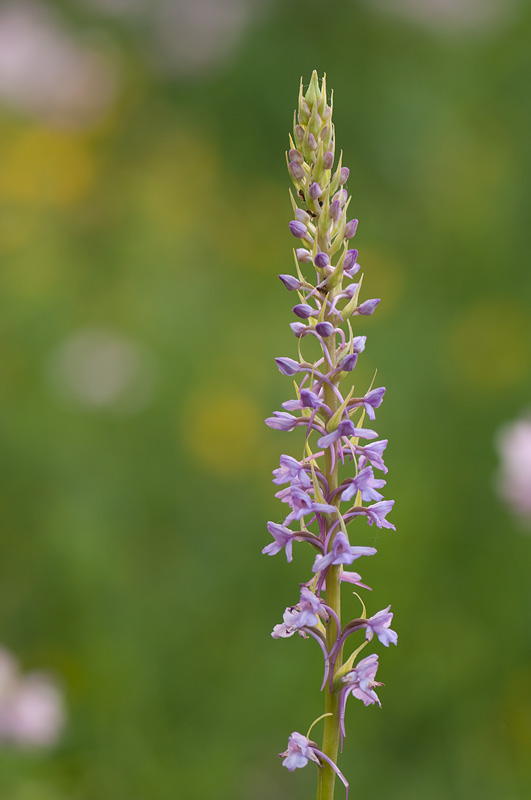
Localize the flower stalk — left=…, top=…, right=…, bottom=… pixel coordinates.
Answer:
left=264, top=72, right=397, bottom=800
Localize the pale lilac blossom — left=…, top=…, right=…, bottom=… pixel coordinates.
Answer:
left=365, top=606, right=398, bottom=647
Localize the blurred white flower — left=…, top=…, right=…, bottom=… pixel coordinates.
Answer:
left=495, top=416, right=531, bottom=521
left=365, top=0, right=519, bottom=33
left=47, top=328, right=158, bottom=414
left=0, top=647, right=65, bottom=748
left=0, top=1, right=118, bottom=126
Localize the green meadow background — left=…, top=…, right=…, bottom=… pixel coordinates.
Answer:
left=1, top=1, right=531, bottom=798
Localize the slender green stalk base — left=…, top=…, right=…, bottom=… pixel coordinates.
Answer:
left=316, top=336, right=342, bottom=800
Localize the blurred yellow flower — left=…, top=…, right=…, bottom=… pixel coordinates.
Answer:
left=0, top=126, right=94, bottom=207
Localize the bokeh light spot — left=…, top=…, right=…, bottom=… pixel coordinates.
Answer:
left=47, top=328, right=158, bottom=414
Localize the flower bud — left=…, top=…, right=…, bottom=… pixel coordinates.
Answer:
left=308, top=105, right=322, bottom=139
left=356, top=298, right=380, bottom=316
left=294, top=124, right=305, bottom=146
left=293, top=304, right=317, bottom=319
left=307, top=133, right=318, bottom=151
left=343, top=249, right=358, bottom=272
left=344, top=282, right=359, bottom=298
left=315, top=321, right=334, bottom=337
left=330, top=199, right=341, bottom=222
left=290, top=322, right=307, bottom=337
left=344, top=219, right=358, bottom=239
left=278, top=274, right=301, bottom=291
left=314, top=252, right=330, bottom=269
left=296, top=248, right=312, bottom=263
left=275, top=357, right=301, bottom=376
left=298, top=99, right=311, bottom=125
left=339, top=353, right=358, bottom=371
left=289, top=161, right=304, bottom=181
left=300, top=389, right=322, bottom=409
left=323, top=151, right=334, bottom=170
left=309, top=182, right=322, bottom=200
left=295, top=208, right=311, bottom=225
left=333, top=189, right=348, bottom=207
left=305, top=69, right=320, bottom=108
left=352, top=335, right=367, bottom=353
left=289, top=148, right=304, bottom=165
left=265, top=412, right=298, bottom=431
left=339, top=167, right=350, bottom=185
left=344, top=262, right=360, bottom=278
left=289, top=220, right=308, bottom=239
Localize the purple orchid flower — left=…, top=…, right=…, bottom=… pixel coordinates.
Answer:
left=280, top=732, right=321, bottom=770
left=355, top=439, right=389, bottom=473
left=282, top=388, right=326, bottom=412
left=276, top=486, right=336, bottom=525
left=340, top=465, right=386, bottom=503
left=262, top=522, right=297, bottom=562
left=280, top=733, right=350, bottom=799
left=312, top=531, right=377, bottom=574
left=272, top=455, right=311, bottom=488
left=340, top=654, right=382, bottom=709
left=318, top=421, right=378, bottom=450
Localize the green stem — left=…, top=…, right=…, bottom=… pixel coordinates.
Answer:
left=316, top=333, right=342, bottom=800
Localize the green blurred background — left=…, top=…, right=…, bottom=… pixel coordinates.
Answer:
left=1, top=0, right=531, bottom=798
